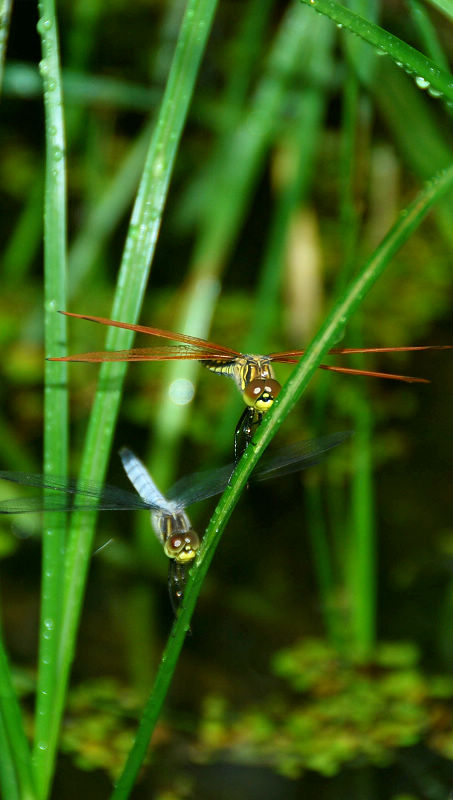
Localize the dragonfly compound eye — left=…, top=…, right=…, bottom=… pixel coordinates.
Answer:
left=164, top=531, right=200, bottom=563
left=243, top=378, right=281, bottom=411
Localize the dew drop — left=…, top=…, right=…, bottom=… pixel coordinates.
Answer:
left=415, top=76, right=430, bottom=89
left=37, top=17, right=52, bottom=34
left=427, top=87, right=442, bottom=98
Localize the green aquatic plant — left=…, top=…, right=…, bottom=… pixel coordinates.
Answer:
left=0, top=0, right=452, bottom=797
left=196, top=638, right=453, bottom=779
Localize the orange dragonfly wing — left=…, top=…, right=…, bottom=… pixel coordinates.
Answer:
left=49, top=311, right=242, bottom=363
left=267, top=345, right=452, bottom=383
left=269, top=345, right=453, bottom=359
left=50, top=311, right=451, bottom=382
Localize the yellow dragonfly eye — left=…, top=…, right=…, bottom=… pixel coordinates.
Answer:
left=164, top=531, right=200, bottom=563
left=243, top=378, right=281, bottom=411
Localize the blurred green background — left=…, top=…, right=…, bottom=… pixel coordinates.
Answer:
left=1, top=0, right=453, bottom=797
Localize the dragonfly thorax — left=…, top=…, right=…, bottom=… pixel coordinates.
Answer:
left=203, top=354, right=277, bottom=394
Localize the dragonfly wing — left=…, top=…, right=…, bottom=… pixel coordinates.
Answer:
left=319, top=365, right=429, bottom=383
left=168, top=432, right=352, bottom=508
left=55, top=312, right=241, bottom=356
left=167, top=464, right=233, bottom=509
left=49, top=345, right=238, bottom=364
left=0, top=471, right=152, bottom=512
left=0, top=496, right=125, bottom=514
left=251, top=431, right=352, bottom=482
left=268, top=345, right=453, bottom=360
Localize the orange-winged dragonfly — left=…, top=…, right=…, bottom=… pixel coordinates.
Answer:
left=49, top=311, right=451, bottom=459
left=0, top=434, right=349, bottom=611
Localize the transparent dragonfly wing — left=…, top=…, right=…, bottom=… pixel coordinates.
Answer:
left=167, top=431, right=352, bottom=509
left=251, top=431, right=352, bottom=481
left=0, top=471, right=154, bottom=514
left=0, top=432, right=351, bottom=516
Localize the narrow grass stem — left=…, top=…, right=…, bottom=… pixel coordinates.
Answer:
left=408, top=0, right=451, bottom=70
left=35, top=0, right=69, bottom=796
left=299, top=0, right=453, bottom=103
left=0, top=0, right=12, bottom=92
left=39, top=1, right=219, bottom=794
left=0, top=631, right=37, bottom=799
left=0, top=714, right=20, bottom=800
left=425, top=0, right=453, bottom=24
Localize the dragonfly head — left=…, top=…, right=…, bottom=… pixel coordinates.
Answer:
left=164, top=530, right=200, bottom=563
left=243, top=378, right=281, bottom=412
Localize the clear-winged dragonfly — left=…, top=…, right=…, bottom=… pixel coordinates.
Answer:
left=0, top=433, right=350, bottom=610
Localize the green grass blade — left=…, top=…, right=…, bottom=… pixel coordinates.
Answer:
left=35, top=0, right=220, bottom=793
left=0, top=631, right=36, bottom=799
left=247, top=17, right=335, bottom=350
left=111, top=164, right=453, bottom=797
left=3, top=61, right=160, bottom=110
left=68, top=121, right=152, bottom=291
left=425, top=0, right=453, bottom=23
left=372, top=61, right=453, bottom=247
left=338, top=65, right=376, bottom=657
left=0, top=0, right=12, bottom=92
left=0, top=715, right=20, bottom=800
left=299, top=0, right=453, bottom=102
left=212, top=14, right=335, bottom=456
left=2, top=176, right=44, bottom=284
left=349, top=386, right=375, bottom=656
left=148, top=3, right=328, bottom=483
left=408, top=0, right=450, bottom=70
left=64, top=0, right=103, bottom=140
left=34, top=0, right=69, bottom=796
